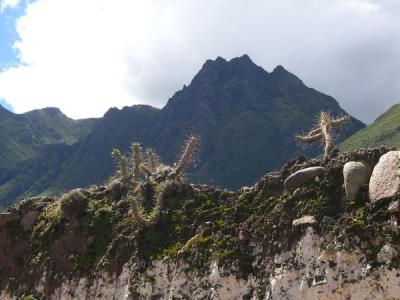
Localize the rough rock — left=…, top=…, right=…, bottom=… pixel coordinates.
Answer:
left=318, top=244, right=335, bottom=262
left=369, top=151, right=400, bottom=203
left=322, top=216, right=336, bottom=224
left=20, top=210, right=39, bottom=231
left=284, top=167, right=324, bottom=192
left=59, top=189, right=89, bottom=221
left=388, top=200, right=400, bottom=213
left=377, top=244, right=399, bottom=263
left=292, top=215, right=317, bottom=227
left=343, top=161, right=371, bottom=199
left=105, top=179, right=126, bottom=200
left=0, top=212, right=19, bottom=227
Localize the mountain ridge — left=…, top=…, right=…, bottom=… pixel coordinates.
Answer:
left=0, top=55, right=365, bottom=207
left=340, top=103, right=400, bottom=151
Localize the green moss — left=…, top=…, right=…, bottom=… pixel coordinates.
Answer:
left=73, top=200, right=115, bottom=271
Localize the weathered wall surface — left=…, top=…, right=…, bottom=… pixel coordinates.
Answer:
left=2, top=227, right=398, bottom=300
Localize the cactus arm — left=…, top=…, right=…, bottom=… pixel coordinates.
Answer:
left=295, top=132, right=324, bottom=144
left=331, top=115, right=350, bottom=128
left=173, top=135, right=199, bottom=177
left=308, top=127, right=323, bottom=136
left=139, top=164, right=152, bottom=177
left=131, top=142, right=143, bottom=181
left=146, top=148, right=158, bottom=172
left=111, top=149, right=129, bottom=182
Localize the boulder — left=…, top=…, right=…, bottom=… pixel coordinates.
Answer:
left=292, top=215, right=317, bottom=227
left=0, top=212, right=19, bottom=227
left=343, top=161, right=371, bottom=199
left=284, top=167, right=324, bottom=192
left=369, top=151, right=400, bottom=203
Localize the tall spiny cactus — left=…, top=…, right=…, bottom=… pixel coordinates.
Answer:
left=295, top=111, right=349, bottom=159
left=146, top=148, right=159, bottom=172
left=171, top=135, right=199, bottom=179
left=111, top=149, right=129, bottom=182
left=111, top=136, right=200, bottom=227
left=131, top=142, right=142, bottom=182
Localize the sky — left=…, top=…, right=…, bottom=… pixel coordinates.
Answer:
left=0, top=0, right=399, bottom=122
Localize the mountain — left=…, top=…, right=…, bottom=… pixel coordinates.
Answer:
left=340, top=103, right=400, bottom=151
left=150, top=55, right=364, bottom=187
left=0, top=106, right=95, bottom=172
left=0, top=55, right=365, bottom=207
left=0, top=99, right=13, bottom=111
left=23, top=107, right=95, bottom=145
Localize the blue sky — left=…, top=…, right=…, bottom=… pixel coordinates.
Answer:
left=0, top=0, right=399, bottom=122
left=0, top=0, right=30, bottom=112
left=0, top=0, right=27, bottom=71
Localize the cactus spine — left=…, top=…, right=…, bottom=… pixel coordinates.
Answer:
left=295, top=111, right=349, bottom=159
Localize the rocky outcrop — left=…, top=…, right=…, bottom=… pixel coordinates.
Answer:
left=20, top=210, right=39, bottom=231
left=0, top=213, right=18, bottom=227
left=0, top=148, right=399, bottom=299
left=343, top=161, right=371, bottom=199
left=369, top=151, right=400, bottom=203
left=292, top=215, right=317, bottom=227
left=284, top=167, right=324, bottom=192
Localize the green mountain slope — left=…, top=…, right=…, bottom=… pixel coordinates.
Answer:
left=0, top=106, right=95, bottom=172
left=23, top=107, right=95, bottom=145
left=0, top=106, right=43, bottom=171
left=340, top=103, right=400, bottom=151
left=0, top=55, right=365, bottom=207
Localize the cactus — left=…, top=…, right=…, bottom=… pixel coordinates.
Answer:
left=111, top=149, right=129, bottom=183
left=131, top=142, right=143, bottom=182
left=146, top=148, right=159, bottom=172
left=170, top=135, right=199, bottom=179
left=295, top=111, right=349, bottom=159
left=111, top=135, right=200, bottom=227
left=130, top=180, right=173, bottom=227
left=139, top=164, right=152, bottom=178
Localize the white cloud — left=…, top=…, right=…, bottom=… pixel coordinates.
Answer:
left=0, top=0, right=400, bottom=121
left=0, top=0, right=20, bottom=12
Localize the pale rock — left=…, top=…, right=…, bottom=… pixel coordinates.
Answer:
left=292, top=215, right=317, bottom=227
left=377, top=244, right=399, bottom=263
left=318, top=244, right=335, bottom=262
left=322, top=216, right=336, bottom=224
left=274, top=251, right=292, bottom=265
left=369, top=151, right=400, bottom=203
left=343, top=161, right=371, bottom=199
left=284, top=167, right=324, bottom=192
left=388, top=200, right=400, bottom=213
